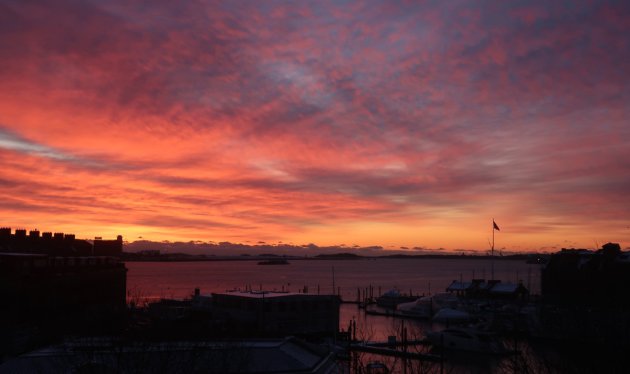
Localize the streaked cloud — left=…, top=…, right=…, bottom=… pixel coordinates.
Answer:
left=0, top=0, right=629, bottom=251
left=0, top=127, right=76, bottom=161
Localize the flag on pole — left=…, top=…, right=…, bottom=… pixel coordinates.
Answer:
left=493, top=220, right=500, bottom=231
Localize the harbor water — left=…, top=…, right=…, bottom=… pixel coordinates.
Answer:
left=126, top=258, right=559, bottom=372
left=127, top=257, right=541, bottom=339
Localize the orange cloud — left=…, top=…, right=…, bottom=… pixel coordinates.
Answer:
left=1, top=0, right=629, bottom=251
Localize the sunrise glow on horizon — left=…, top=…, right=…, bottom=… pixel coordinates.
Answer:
left=1, top=1, right=629, bottom=252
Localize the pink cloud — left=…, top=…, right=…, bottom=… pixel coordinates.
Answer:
left=1, top=0, right=629, bottom=250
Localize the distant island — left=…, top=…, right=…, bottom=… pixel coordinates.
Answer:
left=314, top=253, right=362, bottom=259
left=120, top=239, right=564, bottom=260
left=121, top=251, right=545, bottom=262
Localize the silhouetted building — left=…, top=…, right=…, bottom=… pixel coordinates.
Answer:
left=0, top=227, right=10, bottom=239
left=446, top=279, right=529, bottom=300
left=0, top=227, right=110, bottom=256
left=542, top=243, right=630, bottom=306
left=0, top=227, right=127, bottom=355
left=211, top=291, right=340, bottom=337
left=1, top=254, right=127, bottom=323
left=93, top=235, right=123, bottom=256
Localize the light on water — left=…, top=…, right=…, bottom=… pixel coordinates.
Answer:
left=127, top=258, right=541, bottom=301
left=126, top=257, right=541, bottom=341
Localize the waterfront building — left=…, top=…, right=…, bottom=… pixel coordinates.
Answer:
left=535, top=243, right=630, bottom=353
left=446, top=279, right=529, bottom=300
left=542, top=242, right=630, bottom=306
left=0, top=227, right=127, bottom=356
left=211, top=290, right=341, bottom=337
left=93, top=235, right=123, bottom=256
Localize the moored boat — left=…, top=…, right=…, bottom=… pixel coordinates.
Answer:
left=375, top=289, right=416, bottom=308
left=257, top=259, right=289, bottom=265
left=432, top=308, right=472, bottom=323
left=396, top=292, right=460, bottom=319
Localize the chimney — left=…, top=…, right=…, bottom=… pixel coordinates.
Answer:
left=0, top=227, right=10, bottom=238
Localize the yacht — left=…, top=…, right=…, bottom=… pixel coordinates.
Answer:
left=257, top=259, right=289, bottom=265
left=432, top=308, right=472, bottom=323
left=375, top=289, right=415, bottom=308
left=396, top=292, right=459, bottom=319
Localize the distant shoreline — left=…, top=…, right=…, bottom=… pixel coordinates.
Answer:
left=121, top=252, right=544, bottom=263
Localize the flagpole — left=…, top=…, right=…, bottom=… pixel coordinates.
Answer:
left=491, top=218, right=495, bottom=280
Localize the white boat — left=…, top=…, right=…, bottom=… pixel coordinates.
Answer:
left=396, top=293, right=459, bottom=319
left=396, top=296, right=432, bottom=318
left=432, top=308, right=472, bottom=323
left=426, top=327, right=507, bottom=354
left=375, top=289, right=415, bottom=308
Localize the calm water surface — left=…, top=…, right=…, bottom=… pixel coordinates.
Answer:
left=127, top=258, right=544, bottom=372
left=126, top=258, right=541, bottom=340
left=126, top=258, right=540, bottom=300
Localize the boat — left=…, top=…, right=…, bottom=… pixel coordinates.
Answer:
left=257, top=259, right=289, bottom=265
left=426, top=327, right=507, bottom=354
left=375, top=289, right=416, bottom=308
left=396, top=293, right=459, bottom=319
left=432, top=308, right=472, bottom=323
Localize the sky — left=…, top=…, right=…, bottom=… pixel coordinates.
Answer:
left=1, top=0, right=629, bottom=252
